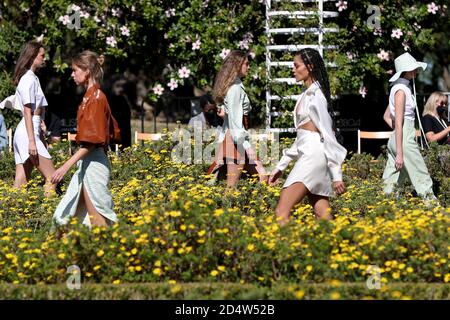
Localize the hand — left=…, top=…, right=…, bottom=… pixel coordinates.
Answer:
left=395, top=153, right=403, bottom=170
left=40, top=120, right=47, bottom=135
left=269, top=169, right=283, bottom=186
left=28, top=141, right=39, bottom=166
left=333, top=181, right=346, bottom=195
left=217, top=107, right=225, bottom=119
left=51, top=164, right=69, bottom=184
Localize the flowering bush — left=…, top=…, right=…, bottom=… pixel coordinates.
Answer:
left=1, top=1, right=448, bottom=126
left=0, top=136, right=449, bottom=291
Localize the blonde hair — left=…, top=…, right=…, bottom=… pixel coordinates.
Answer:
left=423, top=91, right=448, bottom=116
left=212, top=50, right=248, bottom=104
left=72, top=50, right=104, bottom=84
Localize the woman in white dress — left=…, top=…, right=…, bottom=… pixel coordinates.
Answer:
left=269, top=49, right=347, bottom=225
left=13, top=41, right=56, bottom=196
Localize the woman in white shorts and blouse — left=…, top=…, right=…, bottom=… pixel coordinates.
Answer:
left=13, top=41, right=56, bottom=196
left=269, top=49, right=347, bottom=225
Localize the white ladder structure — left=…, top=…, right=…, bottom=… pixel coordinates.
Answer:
left=265, top=0, right=339, bottom=132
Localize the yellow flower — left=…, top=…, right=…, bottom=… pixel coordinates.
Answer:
left=225, top=250, right=233, bottom=256
left=113, top=280, right=121, bottom=285
left=406, top=267, right=414, bottom=273
left=93, top=265, right=101, bottom=271
left=210, top=270, right=219, bottom=277
left=247, top=244, right=255, bottom=251
left=131, top=248, right=138, bottom=255
left=97, top=250, right=105, bottom=257
left=218, top=266, right=225, bottom=272
left=306, top=265, right=313, bottom=272
left=295, top=290, right=305, bottom=299
left=330, top=292, right=341, bottom=300
left=153, top=268, right=161, bottom=276
left=57, top=253, right=66, bottom=260
left=155, top=260, right=162, bottom=267
left=180, top=225, right=187, bottom=231
left=197, top=230, right=206, bottom=237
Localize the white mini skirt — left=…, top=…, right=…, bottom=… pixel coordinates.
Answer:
left=13, top=115, right=52, bottom=164
left=283, top=129, right=333, bottom=197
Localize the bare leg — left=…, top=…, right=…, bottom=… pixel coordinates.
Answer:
left=275, top=182, right=309, bottom=225
left=226, top=162, right=244, bottom=187
left=81, top=186, right=108, bottom=227
left=14, top=161, right=33, bottom=188
left=36, top=155, right=57, bottom=197
left=309, top=194, right=332, bottom=220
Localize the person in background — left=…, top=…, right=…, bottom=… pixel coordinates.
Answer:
left=188, top=94, right=222, bottom=130
left=12, top=40, right=56, bottom=196
left=422, top=91, right=450, bottom=145
left=0, top=113, right=8, bottom=152
left=382, top=52, right=436, bottom=201
left=209, top=50, right=267, bottom=186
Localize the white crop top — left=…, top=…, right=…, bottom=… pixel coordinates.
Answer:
left=15, top=69, right=48, bottom=114
left=389, top=78, right=415, bottom=121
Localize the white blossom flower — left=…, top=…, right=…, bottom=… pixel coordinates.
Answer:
left=153, top=84, right=164, bottom=96
left=178, top=66, right=191, bottom=78
left=346, top=51, right=354, bottom=61
left=165, top=8, right=176, bottom=17
left=120, top=26, right=130, bottom=37
left=112, top=8, right=122, bottom=17
left=239, top=40, right=249, bottom=50
left=249, top=51, right=256, bottom=59
left=80, top=11, right=90, bottom=19
left=70, top=4, right=81, bottom=12
left=106, top=36, right=117, bottom=47
left=220, top=48, right=230, bottom=60
left=36, top=34, right=44, bottom=42
left=402, top=41, right=410, bottom=51
left=168, top=79, right=179, bottom=91
left=377, top=49, right=390, bottom=61
left=192, top=39, right=201, bottom=50
left=203, top=0, right=209, bottom=8
left=93, top=16, right=101, bottom=23
left=359, top=86, right=368, bottom=98
left=252, top=74, right=259, bottom=80
left=335, top=1, right=348, bottom=12
left=391, top=28, right=403, bottom=39
left=131, top=6, right=136, bottom=12
left=373, top=28, right=382, bottom=36
left=427, top=2, right=439, bottom=14
left=59, top=15, right=71, bottom=25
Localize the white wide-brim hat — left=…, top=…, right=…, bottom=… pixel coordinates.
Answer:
left=389, top=52, right=427, bottom=82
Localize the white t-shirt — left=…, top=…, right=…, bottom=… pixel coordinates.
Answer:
left=15, top=69, right=48, bottom=114
left=389, top=78, right=415, bottom=121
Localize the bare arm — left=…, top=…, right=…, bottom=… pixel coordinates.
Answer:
left=394, top=90, right=405, bottom=170
left=383, top=105, right=393, bottom=129
left=23, top=104, right=38, bottom=164
left=425, top=126, right=450, bottom=143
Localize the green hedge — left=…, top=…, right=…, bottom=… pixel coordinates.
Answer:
left=0, top=282, right=449, bottom=300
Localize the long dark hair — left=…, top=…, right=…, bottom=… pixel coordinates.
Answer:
left=296, top=48, right=342, bottom=142
left=296, top=48, right=331, bottom=104
left=13, top=41, right=43, bottom=86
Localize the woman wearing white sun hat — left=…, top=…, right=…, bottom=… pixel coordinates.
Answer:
left=382, top=52, right=436, bottom=200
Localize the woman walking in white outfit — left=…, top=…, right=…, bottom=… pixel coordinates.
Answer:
left=382, top=53, right=435, bottom=200
left=269, top=49, right=347, bottom=225
left=13, top=41, right=56, bottom=196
